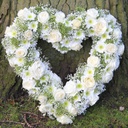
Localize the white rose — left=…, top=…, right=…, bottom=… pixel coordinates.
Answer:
left=38, top=11, right=50, bottom=24
left=93, top=18, right=108, bottom=36
left=118, top=43, right=124, bottom=56
left=38, top=95, right=47, bottom=104
left=57, top=115, right=73, bottom=124
left=102, top=71, right=113, bottom=83
left=87, top=56, right=100, bottom=67
left=72, top=19, right=82, bottom=29
left=15, top=47, right=27, bottom=58
left=113, top=28, right=122, bottom=39
left=89, top=94, right=99, bottom=106
left=69, top=41, right=82, bottom=51
left=22, top=79, right=36, bottom=90
left=55, top=11, right=65, bottom=22
left=81, top=76, right=95, bottom=89
left=17, top=8, right=29, bottom=19
left=24, top=30, right=33, bottom=40
left=106, top=43, right=117, bottom=54
left=29, top=61, right=46, bottom=80
left=54, top=88, right=65, bottom=101
left=48, top=30, right=62, bottom=43
left=86, top=8, right=99, bottom=18
left=64, top=81, right=77, bottom=96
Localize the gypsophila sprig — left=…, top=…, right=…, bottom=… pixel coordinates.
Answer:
left=1, top=4, right=124, bottom=124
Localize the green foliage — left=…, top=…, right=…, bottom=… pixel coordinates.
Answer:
left=58, top=22, right=72, bottom=37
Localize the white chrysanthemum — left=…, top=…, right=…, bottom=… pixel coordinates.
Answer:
left=26, top=12, right=36, bottom=20
left=15, top=57, right=25, bottom=66
left=87, top=56, right=100, bottom=67
left=93, top=18, right=108, bottom=36
left=55, top=11, right=65, bottom=23
left=74, top=30, right=85, bottom=40
left=106, top=43, right=117, bottom=54
left=48, top=30, right=62, bottom=43
left=38, top=11, right=50, bottom=24
left=28, top=21, right=38, bottom=32
left=86, top=8, right=99, bottom=18
left=85, top=16, right=97, bottom=28
left=57, top=115, right=73, bottom=124
left=95, top=41, right=106, bottom=53
left=53, top=88, right=65, bottom=101
left=21, top=70, right=33, bottom=80
left=21, top=40, right=31, bottom=49
left=15, top=47, right=27, bottom=58
left=22, top=79, right=36, bottom=90
left=64, top=81, right=77, bottom=96
left=100, top=33, right=111, bottom=42
left=5, top=26, right=17, bottom=38
left=84, top=67, right=95, bottom=77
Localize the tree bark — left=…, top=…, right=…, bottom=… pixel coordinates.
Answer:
left=0, top=0, right=128, bottom=100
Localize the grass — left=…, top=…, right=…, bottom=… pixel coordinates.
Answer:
left=0, top=92, right=128, bottom=128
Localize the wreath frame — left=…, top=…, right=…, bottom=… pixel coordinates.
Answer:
left=2, top=5, right=124, bottom=124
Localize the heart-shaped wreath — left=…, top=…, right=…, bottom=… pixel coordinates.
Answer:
left=2, top=5, right=124, bottom=124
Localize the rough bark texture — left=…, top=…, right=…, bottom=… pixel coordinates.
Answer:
left=0, top=0, right=128, bottom=100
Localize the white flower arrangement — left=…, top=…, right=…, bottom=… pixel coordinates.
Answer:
left=2, top=5, right=124, bottom=124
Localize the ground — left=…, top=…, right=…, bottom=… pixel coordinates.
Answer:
left=0, top=91, right=128, bottom=128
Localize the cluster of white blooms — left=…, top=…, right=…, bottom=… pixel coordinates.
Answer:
left=2, top=5, right=124, bottom=124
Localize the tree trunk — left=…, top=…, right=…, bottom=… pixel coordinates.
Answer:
left=0, top=0, right=128, bottom=100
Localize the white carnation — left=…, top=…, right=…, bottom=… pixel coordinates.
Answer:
left=117, top=43, right=124, bottom=56
left=102, top=71, right=113, bottom=83
left=57, top=115, right=73, bottom=124
left=113, top=28, right=122, bottom=39
left=38, top=11, right=50, bottom=24
left=87, top=56, right=100, bottom=67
